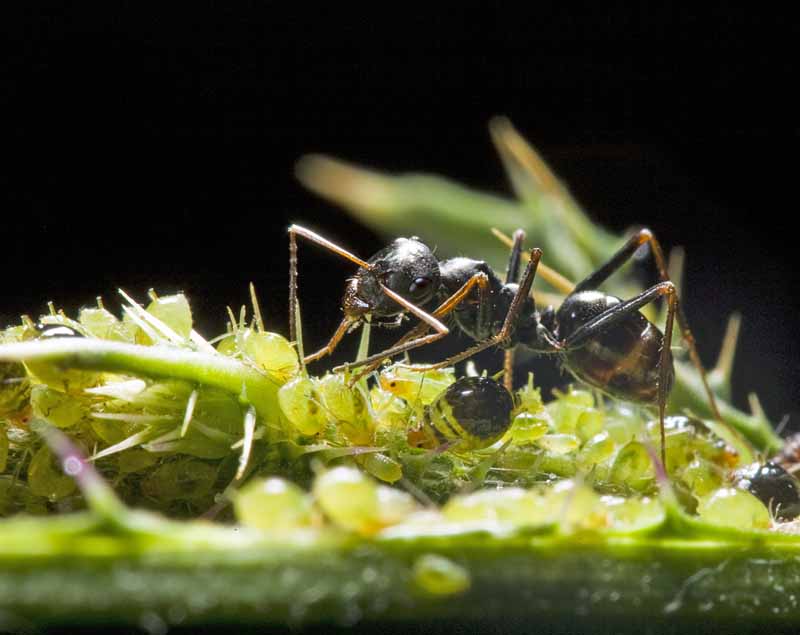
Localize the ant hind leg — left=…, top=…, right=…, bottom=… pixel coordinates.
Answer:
left=572, top=228, right=724, bottom=429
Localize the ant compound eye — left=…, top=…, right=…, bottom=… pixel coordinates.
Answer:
left=409, top=277, right=432, bottom=295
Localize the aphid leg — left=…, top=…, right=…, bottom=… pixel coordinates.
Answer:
left=573, top=228, right=723, bottom=426
left=339, top=272, right=491, bottom=381
left=287, top=224, right=372, bottom=359
left=403, top=248, right=543, bottom=372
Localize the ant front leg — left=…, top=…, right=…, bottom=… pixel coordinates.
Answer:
left=338, top=271, right=491, bottom=382
left=287, top=224, right=372, bottom=363
left=401, top=248, right=543, bottom=373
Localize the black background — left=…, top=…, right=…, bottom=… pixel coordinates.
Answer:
left=4, top=5, right=799, bottom=428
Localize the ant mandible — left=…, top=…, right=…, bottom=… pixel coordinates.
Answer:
left=287, top=224, right=724, bottom=464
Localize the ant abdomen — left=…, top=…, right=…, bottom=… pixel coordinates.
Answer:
left=555, top=290, right=673, bottom=405
left=422, top=376, right=514, bottom=451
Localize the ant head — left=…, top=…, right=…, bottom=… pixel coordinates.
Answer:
left=342, top=237, right=441, bottom=319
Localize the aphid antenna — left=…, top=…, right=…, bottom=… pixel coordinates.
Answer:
left=206, top=332, right=230, bottom=346
left=225, top=306, right=239, bottom=336
left=249, top=282, right=266, bottom=334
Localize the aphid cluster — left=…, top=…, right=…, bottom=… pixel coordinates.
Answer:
left=1, top=223, right=798, bottom=534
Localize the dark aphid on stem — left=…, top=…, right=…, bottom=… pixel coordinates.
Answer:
left=413, top=376, right=515, bottom=451
left=288, top=225, right=724, bottom=465
left=733, top=461, right=800, bottom=522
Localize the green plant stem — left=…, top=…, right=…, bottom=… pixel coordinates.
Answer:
left=0, top=339, right=280, bottom=421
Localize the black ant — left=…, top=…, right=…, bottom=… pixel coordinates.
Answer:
left=288, top=224, right=724, bottom=464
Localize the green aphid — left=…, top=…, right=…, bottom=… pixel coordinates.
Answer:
left=368, top=384, right=412, bottom=433
left=508, top=411, right=550, bottom=444
left=141, top=458, right=218, bottom=503
left=358, top=452, right=403, bottom=483
left=412, top=554, right=471, bottom=596
left=697, top=487, right=771, bottom=530
left=679, top=458, right=723, bottom=498
left=218, top=328, right=299, bottom=384
left=576, top=430, right=616, bottom=471
left=378, top=363, right=455, bottom=407
left=24, top=358, right=98, bottom=395
left=278, top=376, right=327, bottom=436
left=31, top=385, right=86, bottom=429
left=235, top=477, right=314, bottom=531
left=315, top=373, right=370, bottom=444
left=0, top=476, right=47, bottom=516
left=136, top=293, right=193, bottom=344
left=116, top=449, right=158, bottom=474
left=0, top=361, right=30, bottom=417
left=547, top=387, right=595, bottom=434
left=27, top=445, right=77, bottom=501
left=79, top=307, right=136, bottom=342
left=610, top=440, right=655, bottom=492
left=513, top=373, right=545, bottom=415
left=313, top=466, right=417, bottom=535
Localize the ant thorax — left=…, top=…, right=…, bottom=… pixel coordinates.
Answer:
left=438, top=257, right=522, bottom=343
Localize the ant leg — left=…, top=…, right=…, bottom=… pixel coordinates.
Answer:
left=287, top=224, right=373, bottom=360
left=338, top=272, right=491, bottom=377
left=402, top=248, right=543, bottom=372
left=288, top=225, right=299, bottom=343
left=572, top=228, right=723, bottom=424
left=505, top=229, right=526, bottom=285
left=501, top=229, right=527, bottom=392
left=303, top=318, right=353, bottom=364
left=492, top=228, right=576, bottom=294
left=503, top=350, right=515, bottom=392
